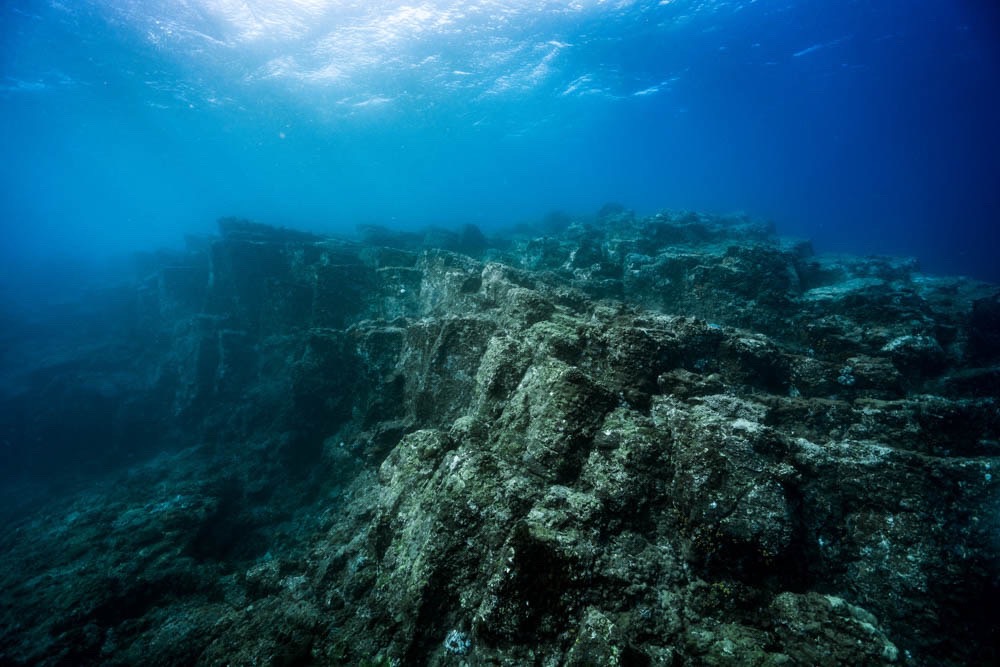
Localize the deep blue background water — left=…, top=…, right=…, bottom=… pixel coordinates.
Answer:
left=2, top=0, right=998, bottom=290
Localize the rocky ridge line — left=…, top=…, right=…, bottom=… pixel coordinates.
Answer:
left=0, top=209, right=997, bottom=666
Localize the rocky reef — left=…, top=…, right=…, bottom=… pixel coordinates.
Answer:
left=0, top=209, right=997, bottom=666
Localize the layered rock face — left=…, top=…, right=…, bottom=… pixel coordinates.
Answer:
left=0, top=211, right=997, bottom=666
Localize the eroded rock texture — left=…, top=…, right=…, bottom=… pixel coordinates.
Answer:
left=0, top=211, right=997, bottom=666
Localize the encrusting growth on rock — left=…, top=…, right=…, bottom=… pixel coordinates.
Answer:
left=0, top=209, right=997, bottom=666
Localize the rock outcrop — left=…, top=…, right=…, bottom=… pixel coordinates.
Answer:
left=0, top=210, right=997, bottom=666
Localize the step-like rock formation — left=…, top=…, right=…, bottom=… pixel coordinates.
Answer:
left=0, top=210, right=996, bottom=666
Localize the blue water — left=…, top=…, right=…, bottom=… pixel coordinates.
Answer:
left=2, top=0, right=998, bottom=284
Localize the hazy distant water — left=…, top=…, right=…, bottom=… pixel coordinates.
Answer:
left=1, top=0, right=998, bottom=283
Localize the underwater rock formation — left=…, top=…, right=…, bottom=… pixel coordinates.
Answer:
left=0, top=209, right=997, bottom=666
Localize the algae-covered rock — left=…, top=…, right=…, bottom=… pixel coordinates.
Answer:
left=1, top=211, right=997, bottom=667
left=769, top=592, right=899, bottom=665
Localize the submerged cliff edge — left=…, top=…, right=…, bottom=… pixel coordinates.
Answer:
left=0, top=209, right=997, bottom=666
